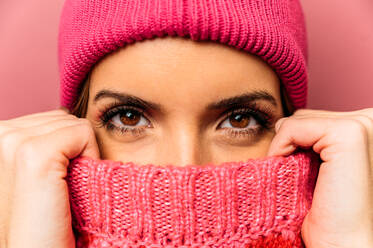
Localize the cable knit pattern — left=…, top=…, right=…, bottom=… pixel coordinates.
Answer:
left=58, top=0, right=309, bottom=111
left=66, top=149, right=320, bottom=247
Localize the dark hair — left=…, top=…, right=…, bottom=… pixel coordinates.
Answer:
left=71, top=73, right=91, bottom=118
left=279, top=82, right=294, bottom=117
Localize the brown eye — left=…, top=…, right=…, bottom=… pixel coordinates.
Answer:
left=110, top=109, right=150, bottom=128
left=220, top=113, right=258, bottom=129
left=120, top=110, right=141, bottom=126
left=229, top=114, right=250, bottom=128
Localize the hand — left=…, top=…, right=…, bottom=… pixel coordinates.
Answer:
left=0, top=108, right=100, bottom=248
left=267, top=108, right=373, bottom=248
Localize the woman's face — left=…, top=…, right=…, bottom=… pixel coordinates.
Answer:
left=85, top=36, right=285, bottom=166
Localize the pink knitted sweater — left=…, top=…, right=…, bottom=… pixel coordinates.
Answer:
left=66, top=149, right=320, bottom=247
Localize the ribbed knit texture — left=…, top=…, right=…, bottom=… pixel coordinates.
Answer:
left=66, top=149, right=320, bottom=247
left=58, top=0, right=309, bottom=111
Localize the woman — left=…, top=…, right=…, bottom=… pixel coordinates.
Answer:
left=0, top=0, right=372, bottom=247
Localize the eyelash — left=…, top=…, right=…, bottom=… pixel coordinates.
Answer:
left=96, top=101, right=274, bottom=138
left=219, top=105, right=273, bottom=139
left=97, top=101, right=149, bottom=137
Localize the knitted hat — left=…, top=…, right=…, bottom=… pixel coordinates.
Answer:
left=66, top=149, right=320, bottom=247
left=58, top=0, right=309, bottom=112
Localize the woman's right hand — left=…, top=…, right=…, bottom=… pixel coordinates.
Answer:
left=0, top=108, right=100, bottom=248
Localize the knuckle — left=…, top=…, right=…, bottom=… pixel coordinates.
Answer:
left=280, top=116, right=292, bottom=125
left=367, top=107, right=373, bottom=114
left=48, top=109, right=72, bottom=118
left=275, top=117, right=291, bottom=131
left=356, top=114, right=373, bottom=130
left=14, top=138, right=46, bottom=175
left=69, top=113, right=79, bottom=119
left=0, top=119, right=13, bottom=128
left=293, top=108, right=310, bottom=116
left=78, top=118, right=92, bottom=127
left=54, top=108, right=69, bottom=114
left=75, top=119, right=95, bottom=137
left=0, top=130, right=23, bottom=150
left=354, top=108, right=373, bottom=120
left=360, top=107, right=373, bottom=114
left=0, top=121, right=12, bottom=134
left=15, top=137, right=36, bottom=159
left=342, top=119, right=368, bottom=137
left=61, top=113, right=79, bottom=121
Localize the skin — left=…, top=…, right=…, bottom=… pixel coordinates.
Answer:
left=85, top=36, right=285, bottom=166
left=0, top=36, right=372, bottom=248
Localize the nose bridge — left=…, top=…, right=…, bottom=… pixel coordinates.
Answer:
left=163, top=122, right=205, bottom=167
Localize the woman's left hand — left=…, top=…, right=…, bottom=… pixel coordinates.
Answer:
left=267, top=108, right=373, bottom=248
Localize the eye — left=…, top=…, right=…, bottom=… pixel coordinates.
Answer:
left=219, top=112, right=259, bottom=129
left=98, top=105, right=152, bottom=136
left=218, top=108, right=269, bottom=131
left=216, top=107, right=273, bottom=141
left=111, top=108, right=150, bottom=128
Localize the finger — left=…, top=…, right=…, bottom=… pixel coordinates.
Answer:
left=9, top=109, right=69, bottom=122
left=0, top=113, right=74, bottom=137
left=288, top=114, right=372, bottom=148
left=268, top=117, right=332, bottom=157
left=8, top=114, right=78, bottom=129
left=292, top=108, right=341, bottom=117
left=268, top=117, right=369, bottom=160
left=0, top=118, right=91, bottom=160
left=0, top=117, right=85, bottom=140
left=293, top=108, right=373, bottom=121
left=288, top=113, right=372, bottom=168
left=274, top=117, right=288, bottom=133
left=22, top=118, right=91, bottom=137
left=16, top=122, right=100, bottom=179
left=276, top=113, right=372, bottom=137
left=356, top=108, right=373, bottom=119
left=41, top=121, right=100, bottom=161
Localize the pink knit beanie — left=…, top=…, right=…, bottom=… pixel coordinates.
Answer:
left=66, top=149, right=320, bottom=247
left=58, top=0, right=309, bottom=111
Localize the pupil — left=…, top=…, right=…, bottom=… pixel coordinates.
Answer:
left=126, top=112, right=135, bottom=119
left=230, top=114, right=249, bottom=128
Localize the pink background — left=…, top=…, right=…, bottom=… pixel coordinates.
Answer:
left=0, top=0, right=372, bottom=119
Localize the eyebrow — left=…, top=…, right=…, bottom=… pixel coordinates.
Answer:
left=93, top=89, right=277, bottom=112
left=94, top=89, right=163, bottom=111
left=206, top=90, right=277, bottom=110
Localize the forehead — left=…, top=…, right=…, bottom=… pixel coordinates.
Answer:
left=89, top=36, right=281, bottom=108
